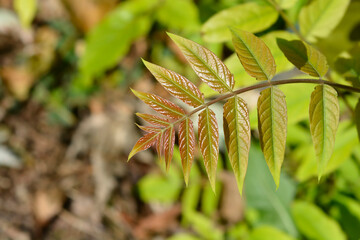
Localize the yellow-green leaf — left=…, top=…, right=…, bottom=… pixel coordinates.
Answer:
left=231, top=29, right=276, bottom=81
left=309, top=84, right=339, bottom=179
left=355, top=99, right=360, bottom=141
left=128, top=131, right=161, bottom=161
left=131, top=89, right=185, bottom=119
left=277, top=39, right=329, bottom=78
left=257, top=87, right=287, bottom=187
left=179, top=118, right=195, bottom=185
left=168, top=33, right=234, bottom=93
left=14, top=0, right=37, bottom=28
left=299, top=0, right=350, bottom=42
left=292, top=201, right=346, bottom=240
left=143, top=60, right=204, bottom=107
left=201, top=2, right=278, bottom=43
left=198, top=108, right=219, bottom=191
left=223, top=96, right=251, bottom=194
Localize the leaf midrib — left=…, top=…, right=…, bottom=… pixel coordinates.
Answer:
left=181, top=43, right=233, bottom=92
left=233, top=31, right=271, bottom=80
left=157, top=69, right=203, bottom=106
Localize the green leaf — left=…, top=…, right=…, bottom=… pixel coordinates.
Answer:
left=231, top=29, right=276, bottom=81
left=143, top=60, right=204, bottom=107
left=355, top=99, right=360, bottom=141
left=168, top=33, right=234, bottom=93
left=201, top=2, right=278, bottom=43
left=334, top=195, right=360, bottom=238
left=274, top=0, right=297, bottom=9
left=309, top=84, right=339, bottom=179
left=292, top=201, right=346, bottom=240
left=223, top=96, right=251, bottom=194
left=178, top=118, right=195, bottom=185
left=131, top=89, right=185, bottom=119
left=198, top=108, right=219, bottom=192
left=277, top=39, right=329, bottom=77
left=249, top=226, right=296, bottom=240
left=299, top=0, right=350, bottom=42
left=156, top=0, right=200, bottom=32
left=245, top=144, right=298, bottom=236
left=80, top=0, right=158, bottom=78
left=128, top=131, right=161, bottom=160
left=257, top=87, right=287, bottom=187
left=334, top=44, right=360, bottom=87
left=14, top=0, right=37, bottom=28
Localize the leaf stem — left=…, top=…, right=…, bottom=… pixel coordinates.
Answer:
left=184, top=79, right=360, bottom=119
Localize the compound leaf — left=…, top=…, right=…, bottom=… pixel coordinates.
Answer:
left=128, top=131, right=161, bottom=161
left=201, top=2, right=278, bottom=43
left=143, top=60, right=204, bottom=107
left=257, top=87, right=287, bottom=188
left=223, top=96, right=251, bottom=194
left=136, top=113, right=170, bottom=127
left=309, top=84, right=339, bottom=179
left=179, top=118, right=196, bottom=185
left=299, top=0, right=350, bottom=42
left=131, top=89, right=185, bottom=119
left=163, top=125, right=176, bottom=171
left=231, top=29, right=276, bottom=81
left=277, top=39, right=329, bottom=78
left=198, top=108, right=219, bottom=191
left=168, top=33, right=234, bottom=93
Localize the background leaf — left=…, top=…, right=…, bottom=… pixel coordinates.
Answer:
left=245, top=144, right=298, bottom=237
left=299, top=0, right=350, bottom=42
left=309, top=84, right=339, bottom=179
left=277, top=39, right=329, bottom=77
left=198, top=108, right=219, bottom=191
left=292, top=201, right=346, bottom=240
left=355, top=99, right=360, bottom=141
left=249, top=226, right=296, bottom=240
left=201, top=2, right=278, bottom=43
left=143, top=60, right=204, bottom=107
left=80, top=0, right=158, bottom=79
left=257, top=87, right=287, bottom=187
left=156, top=0, right=200, bottom=32
left=132, top=89, right=185, bottom=119
left=169, top=33, right=234, bottom=93
left=179, top=118, right=195, bottom=185
left=223, top=96, right=251, bottom=194
left=232, top=29, right=276, bottom=81
left=14, top=0, right=37, bottom=28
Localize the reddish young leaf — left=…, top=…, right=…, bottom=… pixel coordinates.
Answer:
left=168, top=33, right=234, bottom=93
left=143, top=60, right=204, bottom=107
left=136, top=113, right=171, bottom=127
left=163, top=125, right=176, bottom=171
left=128, top=131, right=161, bottom=161
left=131, top=89, right=185, bottom=119
left=198, top=108, right=219, bottom=192
left=136, top=124, right=162, bottom=133
left=178, top=118, right=195, bottom=185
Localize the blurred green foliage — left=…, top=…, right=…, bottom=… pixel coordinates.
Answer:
left=3, top=0, right=360, bottom=239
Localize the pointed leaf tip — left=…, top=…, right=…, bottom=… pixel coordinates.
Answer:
left=169, top=33, right=234, bottom=93
left=309, top=84, right=339, bottom=179
left=223, top=96, right=251, bottom=194
left=198, top=108, right=219, bottom=191
left=257, top=87, right=287, bottom=187
left=231, top=28, right=276, bottom=81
